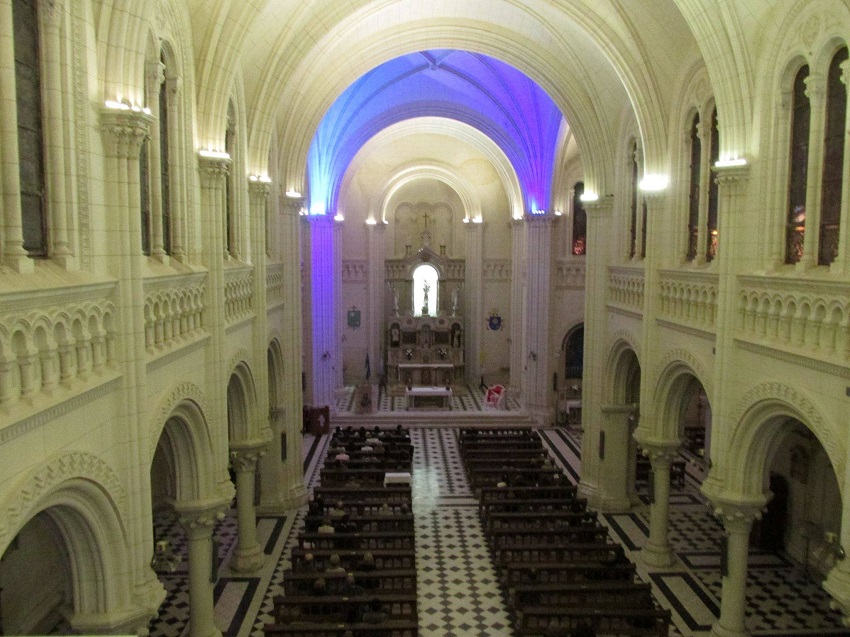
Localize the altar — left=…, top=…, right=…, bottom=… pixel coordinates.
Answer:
left=387, top=315, right=464, bottom=386
left=398, top=363, right=454, bottom=386
left=405, top=386, right=452, bottom=410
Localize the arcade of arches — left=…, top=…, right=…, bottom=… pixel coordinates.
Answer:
left=1, top=1, right=850, bottom=636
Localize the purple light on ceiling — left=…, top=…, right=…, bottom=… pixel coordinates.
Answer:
left=307, top=50, right=564, bottom=216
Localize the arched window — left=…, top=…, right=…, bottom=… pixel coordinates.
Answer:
left=14, top=0, right=48, bottom=257
left=628, top=140, right=638, bottom=259
left=706, top=107, right=720, bottom=261
left=819, top=47, right=848, bottom=266
left=571, top=182, right=586, bottom=255
left=225, top=101, right=236, bottom=259
left=140, top=135, right=151, bottom=255
left=412, top=264, right=438, bottom=317
left=786, top=65, right=811, bottom=264
left=686, top=113, right=701, bottom=261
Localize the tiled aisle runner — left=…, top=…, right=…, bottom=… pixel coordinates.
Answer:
left=410, top=427, right=516, bottom=637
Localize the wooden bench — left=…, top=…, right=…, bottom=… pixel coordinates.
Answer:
left=480, top=485, right=578, bottom=501
left=467, top=467, right=565, bottom=490
left=494, top=541, right=624, bottom=565
left=298, top=531, right=415, bottom=551
left=479, top=497, right=587, bottom=516
left=313, top=487, right=412, bottom=505
left=303, top=514, right=415, bottom=533
left=509, top=581, right=654, bottom=609
left=282, top=569, right=417, bottom=596
left=483, top=510, right=598, bottom=532
left=489, top=524, right=609, bottom=547
left=290, top=548, right=415, bottom=571
left=517, top=606, right=671, bottom=636
left=272, top=593, right=417, bottom=624
left=462, top=448, right=548, bottom=460
left=502, top=561, right=636, bottom=587
left=265, top=620, right=418, bottom=637
left=460, top=440, right=545, bottom=452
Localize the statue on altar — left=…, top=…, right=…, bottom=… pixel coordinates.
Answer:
left=421, top=281, right=430, bottom=316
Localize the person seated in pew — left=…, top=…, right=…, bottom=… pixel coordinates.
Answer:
left=361, top=598, right=388, bottom=624
left=312, top=577, right=327, bottom=596
left=301, top=553, right=316, bottom=572
left=318, top=518, right=335, bottom=534
left=339, top=514, right=358, bottom=534
left=334, top=449, right=350, bottom=462
left=345, top=476, right=363, bottom=487
left=343, top=571, right=363, bottom=596
left=377, top=502, right=392, bottom=517
left=361, top=454, right=380, bottom=465
left=357, top=552, right=376, bottom=572
left=329, top=500, right=346, bottom=518
left=361, top=443, right=374, bottom=452
left=496, top=474, right=509, bottom=488
left=373, top=440, right=385, bottom=455
left=326, top=553, right=346, bottom=574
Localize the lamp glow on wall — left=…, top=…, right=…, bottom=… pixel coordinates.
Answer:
left=307, top=50, right=564, bottom=218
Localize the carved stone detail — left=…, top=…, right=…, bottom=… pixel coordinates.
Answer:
left=149, top=381, right=211, bottom=455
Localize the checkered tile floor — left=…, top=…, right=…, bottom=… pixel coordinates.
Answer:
left=145, top=424, right=850, bottom=637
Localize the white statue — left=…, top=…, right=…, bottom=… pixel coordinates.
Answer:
left=388, top=282, right=400, bottom=316
left=422, top=281, right=430, bottom=315
left=451, top=285, right=462, bottom=316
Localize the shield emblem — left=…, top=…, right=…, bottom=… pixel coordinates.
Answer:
left=347, top=309, right=361, bottom=328
left=488, top=313, right=502, bottom=331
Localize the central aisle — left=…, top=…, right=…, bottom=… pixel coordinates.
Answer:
left=409, top=427, right=516, bottom=636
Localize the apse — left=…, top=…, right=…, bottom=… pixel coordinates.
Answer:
left=307, top=50, right=564, bottom=217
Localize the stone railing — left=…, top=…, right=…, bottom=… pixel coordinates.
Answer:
left=737, top=275, right=850, bottom=367
left=608, top=266, right=645, bottom=313
left=266, top=263, right=284, bottom=306
left=658, top=269, right=719, bottom=332
left=484, top=259, right=511, bottom=281
left=341, top=260, right=367, bottom=283
left=0, top=282, right=119, bottom=412
left=224, top=265, right=254, bottom=324
left=144, top=273, right=207, bottom=354
left=556, top=259, right=586, bottom=289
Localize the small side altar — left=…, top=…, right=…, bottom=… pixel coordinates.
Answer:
left=387, top=315, right=464, bottom=386
left=405, top=386, right=452, bottom=410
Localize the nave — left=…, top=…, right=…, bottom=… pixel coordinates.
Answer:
left=143, top=425, right=850, bottom=637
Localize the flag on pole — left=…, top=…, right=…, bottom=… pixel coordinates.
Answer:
left=365, top=353, right=371, bottom=380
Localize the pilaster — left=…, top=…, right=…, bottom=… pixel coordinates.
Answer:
left=464, top=221, right=484, bottom=385
left=834, top=60, right=850, bottom=274
left=367, top=221, right=387, bottom=382
left=799, top=73, right=826, bottom=270
left=522, top=215, right=554, bottom=421
left=508, top=219, right=525, bottom=393
left=309, top=215, right=339, bottom=408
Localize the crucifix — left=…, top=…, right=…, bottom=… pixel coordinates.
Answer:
left=422, top=211, right=430, bottom=229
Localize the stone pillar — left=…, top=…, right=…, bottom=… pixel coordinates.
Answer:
left=464, top=221, right=484, bottom=385
left=593, top=404, right=637, bottom=512
left=694, top=121, right=711, bottom=265
left=177, top=505, right=226, bottom=637
left=800, top=73, right=826, bottom=269
left=508, top=219, right=525, bottom=393
left=709, top=498, right=765, bottom=637
left=42, top=2, right=73, bottom=267
left=229, top=443, right=266, bottom=573
left=522, top=216, right=554, bottom=420
left=0, top=0, right=32, bottom=272
left=823, top=422, right=850, bottom=625
left=367, top=221, right=386, bottom=382
left=309, top=215, right=338, bottom=408
left=146, top=60, right=167, bottom=261
left=578, top=196, right=614, bottom=507
left=834, top=60, right=850, bottom=274
left=639, top=440, right=682, bottom=568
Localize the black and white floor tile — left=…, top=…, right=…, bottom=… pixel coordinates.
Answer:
left=146, top=422, right=850, bottom=637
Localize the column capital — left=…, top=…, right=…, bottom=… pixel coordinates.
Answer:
left=523, top=214, right=554, bottom=227
left=100, top=108, right=153, bottom=157
left=709, top=493, right=767, bottom=533
left=584, top=195, right=614, bottom=218
left=283, top=197, right=305, bottom=216
left=230, top=441, right=268, bottom=473
left=637, top=438, right=682, bottom=467
left=197, top=154, right=231, bottom=181
left=465, top=220, right=485, bottom=232
left=804, top=72, right=826, bottom=103
left=713, top=163, right=751, bottom=187
left=366, top=219, right=387, bottom=232
left=247, top=179, right=272, bottom=199
left=176, top=502, right=228, bottom=539
left=146, top=59, right=166, bottom=89
left=308, top=214, right=335, bottom=227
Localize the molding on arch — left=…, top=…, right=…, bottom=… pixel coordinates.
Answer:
left=148, top=381, right=211, bottom=456
left=227, top=348, right=254, bottom=379
left=607, top=329, right=641, bottom=362
left=0, top=452, right=128, bottom=547
left=652, top=347, right=713, bottom=405
left=730, top=381, right=844, bottom=483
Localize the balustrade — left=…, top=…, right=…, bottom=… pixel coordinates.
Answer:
left=144, top=274, right=207, bottom=353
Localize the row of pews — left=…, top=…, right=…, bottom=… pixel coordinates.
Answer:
left=265, top=426, right=418, bottom=637
left=459, top=427, right=671, bottom=637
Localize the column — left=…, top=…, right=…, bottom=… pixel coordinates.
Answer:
left=309, top=215, right=338, bottom=408
left=279, top=199, right=308, bottom=507
left=42, top=2, right=73, bottom=266
left=710, top=499, right=765, bottom=637
left=167, top=77, right=186, bottom=262
left=695, top=121, right=711, bottom=264
left=639, top=440, right=682, bottom=567
left=178, top=505, right=226, bottom=637
left=464, top=220, right=484, bottom=385
left=823, top=423, right=850, bottom=626
left=146, top=60, right=167, bottom=260
left=0, top=0, right=32, bottom=272
left=508, top=219, right=525, bottom=393
left=578, top=196, right=614, bottom=507
left=594, top=404, right=637, bottom=512
left=799, top=73, right=826, bottom=269
left=229, top=444, right=266, bottom=573
left=834, top=60, right=850, bottom=274
left=522, top=216, right=554, bottom=420
left=367, top=221, right=386, bottom=382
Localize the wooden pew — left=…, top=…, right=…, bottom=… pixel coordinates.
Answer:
left=462, top=448, right=548, bottom=460
left=290, top=548, right=415, bottom=571
left=480, top=485, right=578, bottom=501
left=494, top=541, right=624, bottom=565
left=483, top=510, right=598, bottom=532
left=282, top=569, right=417, bottom=596
left=489, top=524, right=609, bottom=547
left=264, top=620, right=418, bottom=637
left=501, top=561, right=637, bottom=587
left=509, top=581, right=654, bottom=609
left=272, top=593, right=417, bottom=624
left=479, top=497, right=587, bottom=516
left=313, top=486, right=412, bottom=505
left=517, top=606, right=670, bottom=636
left=297, top=531, right=415, bottom=551
left=303, top=514, right=415, bottom=533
